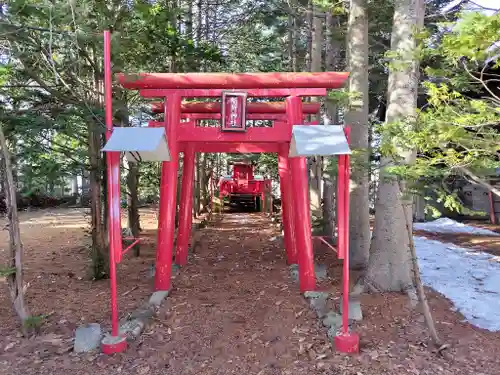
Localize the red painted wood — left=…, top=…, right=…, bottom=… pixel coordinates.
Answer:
left=180, top=113, right=289, bottom=121
left=278, top=144, right=297, bottom=264
left=139, top=88, right=327, bottom=98
left=286, top=96, right=315, bottom=292
left=118, top=72, right=349, bottom=90
left=155, top=93, right=181, bottom=292
left=180, top=143, right=281, bottom=153
left=341, top=127, right=351, bottom=335
left=104, top=30, right=122, bottom=340
left=176, top=144, right=195, bottom=266
left=177, top=125, right=292, bottom=143
left=150, top=101, right=320, bottom=114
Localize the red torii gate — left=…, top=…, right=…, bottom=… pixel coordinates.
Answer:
left=101, top=30, right=357, bottom=355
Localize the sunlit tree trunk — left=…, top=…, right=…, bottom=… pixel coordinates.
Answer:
left=322, top=10, right=341, bottom=237
left=196, top=0, right=203, bottom=45
left=366, top=0, right=425, bottom=291
left=88, top=118, right=108, bottom=279
left=309, top=5, right=323, bottom=219
left=304, top=1, right=313, bottom=72
left=287, top=1, right=298, bottom=72
left=346, top=0, right=371, bottom=269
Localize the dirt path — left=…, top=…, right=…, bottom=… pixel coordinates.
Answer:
left=130, top=213, right=330, bottom=374
left=2, top=209, right=500, bottom=374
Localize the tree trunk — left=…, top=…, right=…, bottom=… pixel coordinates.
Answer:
left=322, top=175, right=336, bottom=238
left=126, top=160, right=141, bottom=256
left=322, top=10, right=340, bottom=236
left=0, top=123, right=30, bottom=335
left=400, top=182, right=442, bottom=346
left=176, top=157, right=183, bottom=227
left=456, top=166, right=500, bottom=198
left=366, top=0, right=426, bottom=291
left=308, top=6, right=323, bottom=220
left=196, top=0, right=203, bottom=46
left=304, top=1, right=313, bottom=72
left=186, top=0, right=193, bottom=39
left=346, top=0, right=371, bottom=269
left=325, top=11, right=340, bottom=124
left=200, top=153, right=207, bottom=210
left=117, top=107, right=141, bottom=256
left=88, top=121, right=108, bottom=279
left=287, top=1, right=297, bottom=72
left=194, top=152, right=201, bottom=217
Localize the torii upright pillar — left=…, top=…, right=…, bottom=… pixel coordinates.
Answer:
left=286, top=96, right=316, bottom=292
left=155, top=93, right=181, bottom=291
left=176, top=144, right=196, bottom=266
left=278, top=144, right=297, bottom=265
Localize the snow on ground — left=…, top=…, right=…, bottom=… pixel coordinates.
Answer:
left=416, top=236, right=500, bottom=331
left=414, top=217, right=500, bottom=236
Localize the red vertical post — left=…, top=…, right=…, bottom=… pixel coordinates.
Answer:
left=337, top=155, right=345, bottom=260
left=334, top=126, right=359, bottom=354
left=101, top=30, right=127, bottom=355
left=175, top=144, right=195, bottom=266
left=342, top=127, right=351, bottom=335
left=155, top=93, right=181, bottom=291
left=278, top=144, right=298, bottom=264
left=103, top=30, right=120, bottom=337
left=286, top=96, right=315, bottom=292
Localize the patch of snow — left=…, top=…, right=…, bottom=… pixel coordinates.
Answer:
left=416, top=236, right=500, bottom=331
left=414, top=218, right=500, bottom=236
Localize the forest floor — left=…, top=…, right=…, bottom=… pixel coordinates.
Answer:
left=1, top=208, right=500, bottom=374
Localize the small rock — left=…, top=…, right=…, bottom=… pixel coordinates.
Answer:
left=304, top=291, right=329, bottom=300
left=148, top=263, right=155, bottom=278
left=149, top=291, right=169, bottom=307
left=120, top=319, right=145, bottom=339
left=4, top=342, right=15, bottom=351
left=322, top=312, right=342, bottom=329
left=327, top=326, right=341, bottom=340
left=339, top=298, right=363, bottom=321
left=40, top=333, right=64, bottom=346
left=289, top=264, right=299, bottom=282
left=74, top=323, right=102, bottom=353
left=309, top=297, right=329, bottom=319
left=314, top=264, right=328, bottom=281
